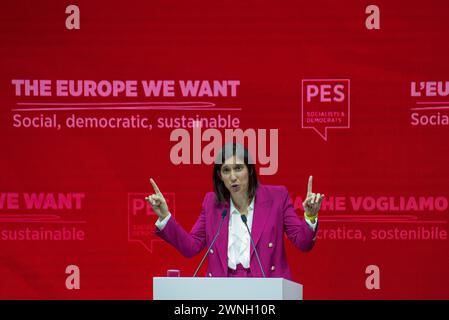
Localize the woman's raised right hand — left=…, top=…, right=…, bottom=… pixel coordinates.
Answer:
left=145, top=178, right=169, bottom=220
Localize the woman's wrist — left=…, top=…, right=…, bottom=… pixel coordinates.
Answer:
left=158, top=212, right=169, bottom=221
left=305, top=211, right=317, bottom=223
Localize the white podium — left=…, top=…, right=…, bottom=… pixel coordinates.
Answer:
left=153, top=277, right=302, bottom=300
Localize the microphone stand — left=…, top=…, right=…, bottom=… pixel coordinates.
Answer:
left=241, top=214, right=266, bottom=278
left=193, top=209, right=227, bottom=277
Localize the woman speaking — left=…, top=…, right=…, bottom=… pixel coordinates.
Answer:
left=146, top=143, right=324, bottom=279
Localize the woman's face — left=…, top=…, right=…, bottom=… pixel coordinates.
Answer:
left=219, top=155, right=249, bottom=197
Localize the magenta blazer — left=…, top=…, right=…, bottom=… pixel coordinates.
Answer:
left=155, top=184, right=318, bottom=279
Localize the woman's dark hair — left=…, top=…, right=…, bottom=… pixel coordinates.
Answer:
left=212, top=142, right=259, bottom=204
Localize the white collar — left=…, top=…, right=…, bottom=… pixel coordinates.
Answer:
left=230, top=196, right=255, bottom=214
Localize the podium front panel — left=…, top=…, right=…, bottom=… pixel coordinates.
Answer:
left=153, top=277, right=303, bottom=300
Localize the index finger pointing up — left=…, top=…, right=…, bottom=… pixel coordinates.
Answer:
left=150, top=178, right=162, bottom=194
left=307, top=175, right=313, bottom=195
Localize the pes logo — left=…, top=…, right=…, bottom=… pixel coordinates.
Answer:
left=301, top=79, right=350, bottom=141
left=127, top=192, right=175, bottom=253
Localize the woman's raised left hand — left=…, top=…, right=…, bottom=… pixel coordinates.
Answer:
left=302, top=175, right=324, bottom=217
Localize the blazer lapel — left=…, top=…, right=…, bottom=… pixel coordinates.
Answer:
left=250, top=185, right=273, bottom=260
left=214, top=200, right=230, bottom=275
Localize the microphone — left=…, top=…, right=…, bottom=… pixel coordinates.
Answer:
left=193, top=208, right=227, bottom=277
left=241, top=214, right=266, bottom=278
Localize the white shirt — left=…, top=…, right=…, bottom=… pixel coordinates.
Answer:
left=227, top=197, right=255, bottom=270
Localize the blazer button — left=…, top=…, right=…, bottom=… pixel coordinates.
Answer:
left=271, top=266, right=275, bottom=271
left=208, top=273, right=212, bottom=277
left=210, top=249, right=214, bottom=254
left=268, top=242, right=273, bottom=248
